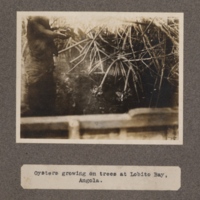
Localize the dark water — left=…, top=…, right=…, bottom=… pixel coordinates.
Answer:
left=54, top=56, right=178, bottom=116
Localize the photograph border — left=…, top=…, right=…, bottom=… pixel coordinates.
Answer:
left=16, top=11, right=184, bottom=145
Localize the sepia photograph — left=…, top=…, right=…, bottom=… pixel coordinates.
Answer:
left=16, top=12, right=183, bottom=144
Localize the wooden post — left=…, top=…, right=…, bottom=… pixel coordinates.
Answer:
left=68, top=120, right=80, bottom=139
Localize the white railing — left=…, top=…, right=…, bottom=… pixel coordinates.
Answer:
left=21, top=108, right=178, bottom=140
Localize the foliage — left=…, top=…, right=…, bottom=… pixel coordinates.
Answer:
left=58, top=17, right=179, bottom=106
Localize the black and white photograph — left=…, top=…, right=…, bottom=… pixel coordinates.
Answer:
left=16, top=12, right=183, bottom=144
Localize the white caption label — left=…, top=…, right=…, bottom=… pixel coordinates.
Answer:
left=21, top=165, right=181, bottom=190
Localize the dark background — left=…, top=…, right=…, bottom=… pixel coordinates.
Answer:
left=0, top=0, right=200, bottom=199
